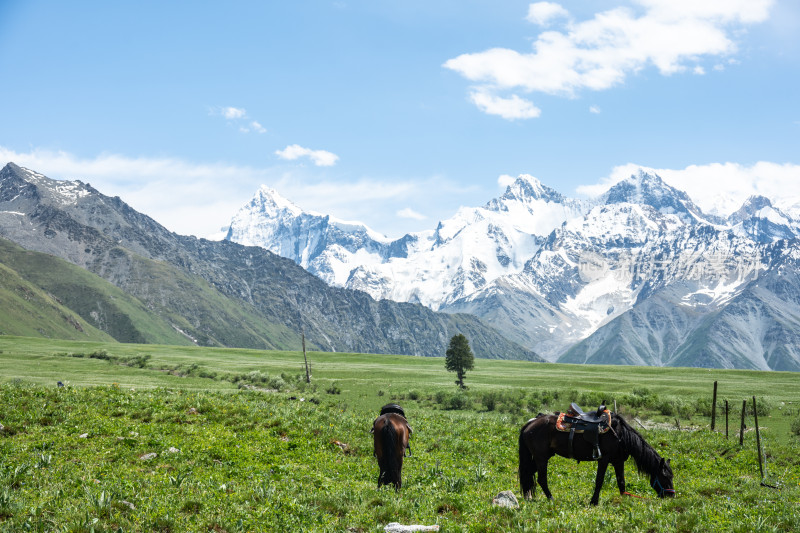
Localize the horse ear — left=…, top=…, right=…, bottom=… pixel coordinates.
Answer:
left=666, top=459, right=671, bottom=467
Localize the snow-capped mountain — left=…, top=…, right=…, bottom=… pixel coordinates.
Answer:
left=0, top=162, right=540, bottom=361
left=226, top=175, right=588, bottom=309
left=225, top=169, right=800, bottom=370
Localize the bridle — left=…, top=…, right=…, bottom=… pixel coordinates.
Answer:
left=651, top=476, right=676, bottom=497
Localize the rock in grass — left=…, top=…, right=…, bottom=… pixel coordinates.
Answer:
left=491, top=490, right=519, bottom=509
left=384, top=523, right=440, bottom=532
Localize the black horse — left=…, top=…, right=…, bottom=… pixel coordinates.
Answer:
left=519, top=411, right=675, bottom=505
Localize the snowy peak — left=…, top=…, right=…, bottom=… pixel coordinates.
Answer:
left=494, top=174, right=565, bottom=206
left=730, top=195, right=773, bottom=221
left=0, top=162, right=92, bottom=206
left=603, top=170, right=709, bottom=224
left=728, top=195, right=799, bottom=242
left=248, top=185, right=303, bottom=219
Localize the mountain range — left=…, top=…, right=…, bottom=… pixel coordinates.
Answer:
left=0, top=162, right=541, bottom=361
left=225, top=170, right=800, bottom=371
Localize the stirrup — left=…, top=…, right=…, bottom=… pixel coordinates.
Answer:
left=593, top=446, right=602, bottom=460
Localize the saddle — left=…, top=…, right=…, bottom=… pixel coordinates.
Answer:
left=379, top=403, right=406, bottom=417
left=556, top=403, right=611, bottom=460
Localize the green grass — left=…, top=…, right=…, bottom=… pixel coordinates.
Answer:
left=1, top=335, right=799, bottom=531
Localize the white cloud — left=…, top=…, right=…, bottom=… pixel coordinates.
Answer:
left=693, top=66, right=706, bottom=75
left=0, top=146, right=269, bottom=239
left=498, top=174, right=516, bottom=188
left=576, top=160, right=800, bottom=217
left=222, top=107, right=247, bottom=119
left=0, top=147, right=453, bottom=239
left=589, top=105, right=601, bottom=114
left=397, top=207, right=426, bottom=220
left=275, top=144, right=339, bottom=167
left=526, top=2, right=569, bottom=26
left=444, top=0, right=774, bottom=118
left=268, top=172, right=474, bottom=237
left=212, top=106, right=266, bottom=134
left=469, top=88, right=541, bottom=120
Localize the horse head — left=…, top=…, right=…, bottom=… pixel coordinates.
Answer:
left=650, top=458, right=675, bottom=498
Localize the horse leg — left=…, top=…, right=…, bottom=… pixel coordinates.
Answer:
left=394, top=455, right=403, bottom=491
left=535, top=456, right=553, bottom=500
left=590, top=458, right=609, bottom=505
left=377, top=458, right=386, bottom=488
left=612, top=460, right=626, bottom=496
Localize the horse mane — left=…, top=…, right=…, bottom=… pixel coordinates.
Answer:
left=613, top=413, right=665, bottom=477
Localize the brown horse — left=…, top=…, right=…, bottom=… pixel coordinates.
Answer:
left=371, top=404, right=412, bottom=490
left=519, top=411, right=675, bottom=505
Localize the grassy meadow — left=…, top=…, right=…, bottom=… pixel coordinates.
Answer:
left=1, top=335, right=799, bottom=532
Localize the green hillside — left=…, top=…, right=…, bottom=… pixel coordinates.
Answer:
left=0, top=238, right=190, bottom=345
left=0, top=237, right=298, bottom=349
left=0, top=261, right=113, bottom=341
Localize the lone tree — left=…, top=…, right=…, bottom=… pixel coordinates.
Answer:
left=445, top=333, right=474, bottom=389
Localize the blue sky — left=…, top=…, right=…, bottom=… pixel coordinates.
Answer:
left=1, top=1, right=799, bottom=238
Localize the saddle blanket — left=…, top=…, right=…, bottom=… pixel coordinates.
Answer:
left=555, top=410, right=612, bottom=434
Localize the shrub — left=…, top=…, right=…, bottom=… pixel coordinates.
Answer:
left=629, top=387, right=658, bottom=409
left=267, top=377, right=286, bottom=390
left=435, top=391, right=471, bottom=410
left=122, top=354, right=151, bottom=368
left=539, top=389, right=554, bottom=406
left=577, top=391, right=608, bottom=409
left=480, top=391, right=499, bottom=411
left=87, top=350, right=110, bottom=361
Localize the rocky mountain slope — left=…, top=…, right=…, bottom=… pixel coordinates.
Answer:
left=0, top=162, right=542, bottom=361
left=226, top=169, right=800, bottom=370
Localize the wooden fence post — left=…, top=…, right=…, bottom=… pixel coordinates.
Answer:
left=753, top=396, right=764, bottom=480
left=739, top=399, right=746, bottom=446
left=725, top=400, right=729, bottom=439
left=302, top=333, right=311, bottom=384
left=711, top=381, right=718, bottom=431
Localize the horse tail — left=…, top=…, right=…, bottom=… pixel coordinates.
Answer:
left=518, top=419, right=537, bottom=497
left=379, top=419, right=400, bottom=488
